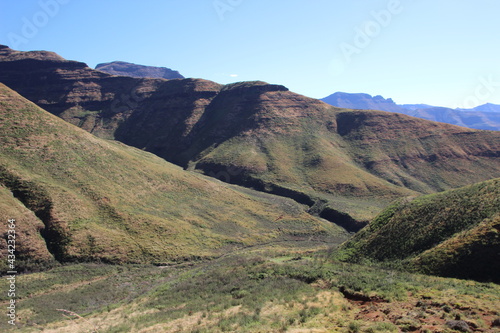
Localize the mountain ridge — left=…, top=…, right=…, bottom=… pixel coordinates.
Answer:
left=0, top=45, right=499, bottom=224
left=321, top=92, right=403, bottom=113
left=472, top=102, right=500, bottom=113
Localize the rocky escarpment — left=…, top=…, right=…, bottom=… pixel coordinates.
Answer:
left=95, top=61, right=184, bottom=80
left=322, top=92, right=404, bottom=113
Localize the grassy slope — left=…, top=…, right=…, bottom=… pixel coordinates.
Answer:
left=189, top=88, right=500, bottom=221
left=0, top=83, right=346, bottom=267
left=335, top=178, right=500, bottom=282
left=1, top=253, right=499, bottom=332
left=191, top=88, right=417, bottom=221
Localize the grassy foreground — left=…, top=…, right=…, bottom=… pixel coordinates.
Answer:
left=1, top=249, right=499, bottom=332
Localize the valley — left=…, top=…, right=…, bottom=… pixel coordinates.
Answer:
left=0, top=45, right=499, bottom=332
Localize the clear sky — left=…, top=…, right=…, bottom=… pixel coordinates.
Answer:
left=1, top=0, right=499, bottom=108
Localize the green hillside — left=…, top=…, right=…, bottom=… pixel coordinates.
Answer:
left=336, top=178, right=500, bottom=282
left=0, top=83, right=346, bottom=269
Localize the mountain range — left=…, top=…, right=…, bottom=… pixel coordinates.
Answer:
left=1, top=44, right=500, bottom=331
left=322, top=92, right=500, bottom=131
left=0, top=44, right=499, bottom=229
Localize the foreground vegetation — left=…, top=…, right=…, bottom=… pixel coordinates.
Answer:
left=1, top=248, right=499, bottom=332
left=335, top=178, right=500, bottom=282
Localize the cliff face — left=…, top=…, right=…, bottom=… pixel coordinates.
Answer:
left=1, top=45, right=499, bottom=224
left=95, top=61, right=184, bottom=79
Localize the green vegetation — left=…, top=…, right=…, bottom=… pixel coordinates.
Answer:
left=191, top=106, right=419, bottom=222
left=335, top=178, right=500, bottom=282
left=0, top=83, right=345, bottom=268
left=1, top=252, right=499, bottom=332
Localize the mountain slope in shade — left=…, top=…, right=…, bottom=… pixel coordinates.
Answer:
left=0, top=184, right=54, bottom=268
left=95, top=61, right=184, bottom=79
left=0, top=45, right=499, bottom=224
left=336, top=178, right=500, bottom=282
left=0, top=83, right=345, bottom=270
left=321, top=92, right=500, bottom=131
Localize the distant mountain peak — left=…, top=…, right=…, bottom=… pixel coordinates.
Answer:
left=373, top=95, right=392, bottom=102
left=95, top=61, right=184, bottom=80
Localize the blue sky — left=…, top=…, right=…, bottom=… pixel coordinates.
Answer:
left=1, top=0, right=499, bottom=108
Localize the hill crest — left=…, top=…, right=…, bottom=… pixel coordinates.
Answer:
left=336, top=178, right=500, bottom=282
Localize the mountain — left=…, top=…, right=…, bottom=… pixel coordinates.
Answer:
left=1, top=45, right=500, bottom=332
left=1, top=45, right=499, bottom=226
left=321, top=92, right=500, bottom=131
left=321, top=92, right=404, bottom=113
left=95, top=61, right=184, bottom=79
left=472, top=103, right=500, bottom=113
left=0, top=82, right=345, bottom=270
left=335, top=178, right=500, bottom=282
